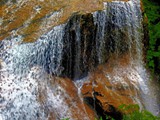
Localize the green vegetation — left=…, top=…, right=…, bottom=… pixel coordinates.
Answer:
left=119, top=104, right=160, bottom=120
left=99, top=104, right=160, bottom=120
left=142, top=0, right=160, bottom=77
left=61, top=118, right=69, bottom=120
left=122, top=110, right=160, bottom=120
left=62, top=104, right=160, bottom=120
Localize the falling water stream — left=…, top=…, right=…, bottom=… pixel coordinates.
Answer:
left=0, top=0, right=160, bottom=119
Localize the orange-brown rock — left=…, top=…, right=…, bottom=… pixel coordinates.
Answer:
left=33, top=53, right=143, bottom=120
left=81, top=54, right=142, bottom=119
left=0, top=0, right=128, bottom=42
left=37, top=77, right=97, bottom=120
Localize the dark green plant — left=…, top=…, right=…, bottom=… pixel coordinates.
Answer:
left=61, top=118, right=70, bottom=120
left=119, top=104, right=160, bottom=120
left=96, top=104, right=160, bottom=120
left=62, top=104, right=160, bottom=120
left=122, top=110, right=160, bottom=120
left=142, top=0, right=160, bottom=76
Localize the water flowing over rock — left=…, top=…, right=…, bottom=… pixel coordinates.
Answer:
left=0, top=0, right=160, bottom=120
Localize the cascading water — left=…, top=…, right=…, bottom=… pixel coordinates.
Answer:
left=0, top=0, right=160, bottom=119
left=93, top=0, right=160, bottom=116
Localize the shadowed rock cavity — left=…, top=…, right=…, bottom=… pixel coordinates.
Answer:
left=61, top=11, right=129, bottom=80
left=84, top=97, right=123, bottom=120
left=61, top=13, right=98, bottom=80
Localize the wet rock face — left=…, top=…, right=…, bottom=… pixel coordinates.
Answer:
left=0, top=0, right=148, bottom=120
left=80, top=55, right=142, bottom=120
left=0, top=0, right=142, bottom=80
left=0, top=0, right=129, bottom=42
left=61, top=14, right=98, bottom=79
left=59, top=0, right=143, bottom=80
left=44, top=78, right=97, bottom=120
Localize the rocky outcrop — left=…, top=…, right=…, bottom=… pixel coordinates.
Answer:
left=0, top=0, right=128, bottom=42
left=35, top=54, right=142, bottom=120
left=60, top=0, right=142, bottom=79
left=80, top=54, right=142, bottom=119
left=38, top=77, right=97, bottom=120
left=0, top=0, right=142, bottom=80
left=1, top=0, right=154, bottom=120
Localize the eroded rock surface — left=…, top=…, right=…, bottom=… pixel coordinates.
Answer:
left=80, top=55, right=143, bottom=119
left=1, top=0, right=155, bottom=120
left=0, top=0, right=128, bottom=42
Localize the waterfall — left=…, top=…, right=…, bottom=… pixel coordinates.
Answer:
left=0, top=25, right=66, bottom=120
left=93, top=0, right=143, bottom=64
left=0, top=0, right=160, bottom=119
